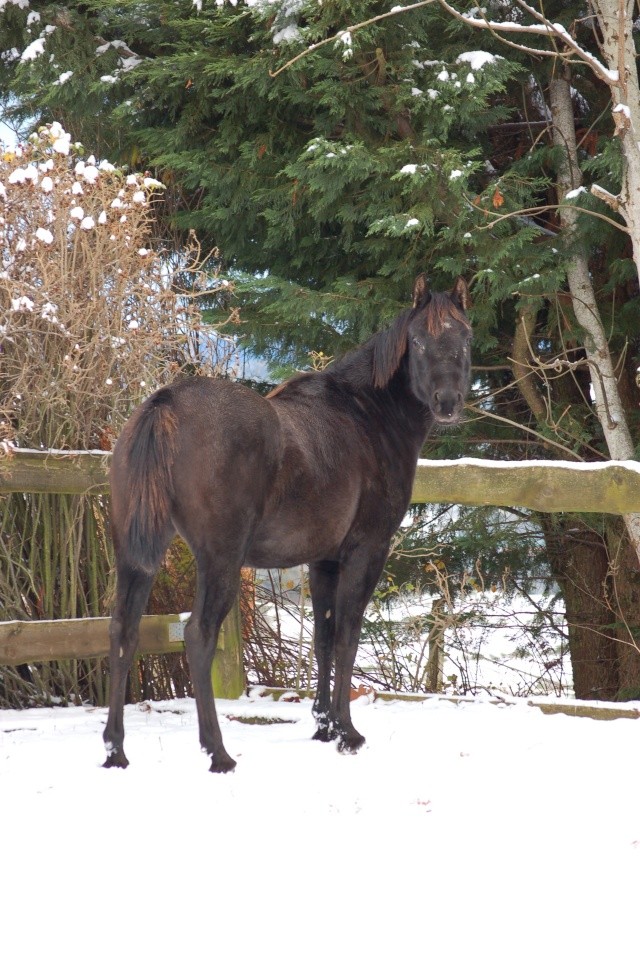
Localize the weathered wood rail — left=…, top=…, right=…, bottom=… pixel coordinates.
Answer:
left=0, top=610, right=244, bottom=699
left=3, top=447, right=640, bottom=513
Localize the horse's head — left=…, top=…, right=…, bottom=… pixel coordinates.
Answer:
left=406, top=275, right=472, bottom=425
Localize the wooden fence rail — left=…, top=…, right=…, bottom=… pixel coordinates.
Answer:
left=3, top=447, right=640, bottom=512
left=2, top=446, right=640, bottom=698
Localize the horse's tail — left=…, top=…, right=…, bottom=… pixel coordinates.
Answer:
left=115, top=387, right=178, bottom=574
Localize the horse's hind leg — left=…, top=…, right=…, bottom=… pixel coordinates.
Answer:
left=184, top=552, right=240, bottom=773
left=309, top=560, right=339, bottom=742
left=103, top=564, right=156, bottom=768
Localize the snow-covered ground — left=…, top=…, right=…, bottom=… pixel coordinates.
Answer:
left=2, top=691, right=638, bottom=961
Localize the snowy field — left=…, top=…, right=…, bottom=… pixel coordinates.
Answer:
left=2, top=691, right=638, bottom=961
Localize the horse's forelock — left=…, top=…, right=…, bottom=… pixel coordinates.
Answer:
left=418, top=292, right=470, bottom=338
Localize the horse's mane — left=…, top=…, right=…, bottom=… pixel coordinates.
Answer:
left=371, top=310, right=413, bottom=390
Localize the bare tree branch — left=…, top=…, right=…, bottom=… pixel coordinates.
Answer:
left=269, top=0, right=438, bottom=78
left=435, top=0, right=619, bottom=87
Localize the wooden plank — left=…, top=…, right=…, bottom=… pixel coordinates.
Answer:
left=0, top=447, right=111, bottom=495
left=412, top=458, right=640, bottom=514
left=0, top=613, right=245, bottom=700
left=4, top=447, right=640, bottom=513
left=0, top=614, right=187, bottom=665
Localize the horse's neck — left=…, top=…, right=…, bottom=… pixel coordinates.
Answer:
left=329, top=351, right=431, bottom=461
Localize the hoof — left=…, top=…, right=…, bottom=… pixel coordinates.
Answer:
left=336, top=732, right=366, bottom=754
left=209, top=753, right=237, bottom=774
left=103, top=747, right=129, bottom=769
left=312, top=725, right=336, bottom=743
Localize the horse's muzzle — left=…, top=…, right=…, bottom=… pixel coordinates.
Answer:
left=432, top=390, right=464, bottom=424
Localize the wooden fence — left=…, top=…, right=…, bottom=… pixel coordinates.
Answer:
left=2, top=446, right=640, bottom=701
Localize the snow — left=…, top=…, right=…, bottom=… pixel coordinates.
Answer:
left=10, top=295, right=34, bottom=311
left=20, top=37, right=48, bottom=62
left=0, top=0, right=30, bottom=11
left=34, top=227, right=53, bottom=244
left=51, top=130, right=71, bottom=155
left=456, top=50, right=498, bottom=70
left=273, top=24, right=302, bottom=45
left=418, top=456, right=640, bottom=474
left=8, top=164, right=38, bottom=185
left=1, top=692, right=638, bottom=960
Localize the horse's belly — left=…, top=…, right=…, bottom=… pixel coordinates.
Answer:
left=246, top=499, right=354, bottom=569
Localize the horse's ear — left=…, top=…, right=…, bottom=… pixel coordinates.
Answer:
left=412, top=273, right=430, bottom=310
left=451, top=276, right=471, bottom=312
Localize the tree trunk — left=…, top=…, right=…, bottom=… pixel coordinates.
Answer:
left=591, top=0, right=640, bottom=282
left=603, top=517, right=640, bottom=699
left=541, top=515, right=620, bottom=700
left=549, top=72, right=640, bottom=565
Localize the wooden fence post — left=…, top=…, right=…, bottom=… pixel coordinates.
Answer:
left=214, top=605, right=245, bottom=699
left=426, top=597, right=446, bottom=693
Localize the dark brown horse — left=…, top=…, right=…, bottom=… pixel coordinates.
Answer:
left=104, top=274, right=472, bottom=772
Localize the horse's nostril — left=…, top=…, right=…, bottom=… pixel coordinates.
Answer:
left=434, top=390, right=441, bottom=403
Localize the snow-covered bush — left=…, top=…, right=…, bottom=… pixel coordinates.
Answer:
left=0, top=122, right=230, bottom=449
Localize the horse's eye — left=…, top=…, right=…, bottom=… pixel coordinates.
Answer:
left=412, top=337, right=425, bottom=354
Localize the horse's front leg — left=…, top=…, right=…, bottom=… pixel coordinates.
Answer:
left=309, top=560, right=339, bottom=742
left=331, top=544, right=389, bottom=753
